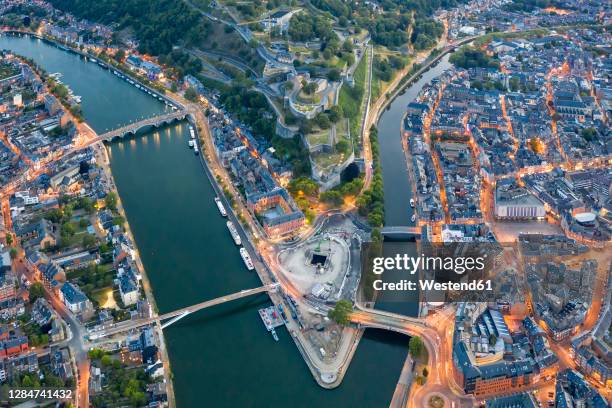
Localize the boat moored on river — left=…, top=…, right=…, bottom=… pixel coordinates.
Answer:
left=226, top=221, right=241, bottom=245
left=214, top=197, right=227, bottom=217
left=239, top=247, right=254, bottom=270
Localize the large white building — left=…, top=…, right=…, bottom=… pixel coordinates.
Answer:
left=495, top=181, right=545, bottom=219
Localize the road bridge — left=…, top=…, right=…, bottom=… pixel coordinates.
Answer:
left=93, top=109, right=194, bottom=143
left=352, top=304, right=428, bottom=333
left=89, top=283, right=278, bottom=340
left=381, top=226, right=421, bottom=239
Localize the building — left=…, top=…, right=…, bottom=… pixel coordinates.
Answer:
left=31, top=298, right=53, bottom=326
left=0, top=253, right=16, bottom=303
left=454, top=343, right=536, bottom=397
left=140, top=328, right=158, bottom=365
left=15, top=219, right=57, bottom=249
left=42, top=261, right=65, bottom=293
left=0, top=336, right=28, bottom=357
left=262, top=9, right=301, bottom=32
left=44, top=94, right=61, bottom=116
left=0, top=352, right=38, bottom=383
left=495, top=180, right=545, bottom=219
left=59, top=282, right=92, bottom=314
left=50, top=347, right=73, bottom=381
left=246, top=188, right=305, bottom=237
left=485, top=392, right=538, bottom=407
left=555, top=369, right=608, bottom=407
left=118, top=273, right=139, bottom=306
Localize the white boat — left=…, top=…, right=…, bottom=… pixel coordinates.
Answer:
left=271, top=328, right=279, bottom=341
left=226, top=221, right=241, bottom=245
left=188, top=140, right=194, bottom=148
left=411, top=214, right=416, bottom=223
left=214, top=197, right=227, bottom=217
left=189, top=126, right=196, bottom=139
left=193, top=145, right=199, bottom=155
left=410, top=198, right=415, bottom=208
left=240, top=247, right=254, bottom=271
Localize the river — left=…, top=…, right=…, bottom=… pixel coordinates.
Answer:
left=0, top=34, right=417, bottom=408
left=377, top=55, right=452, bottom=226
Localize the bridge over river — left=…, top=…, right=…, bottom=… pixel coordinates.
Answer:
left=95, top=108, right=194, bottom=142
left=380, top=226, right=421, bottom=239
left=88, top=282, right=430, bottom=342
left=89, top=283, right=278, bottom=340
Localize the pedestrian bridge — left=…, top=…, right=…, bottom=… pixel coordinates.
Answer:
left=89, top=283, right=278, bottom=340
left=94, top=108, right=195, bottom=143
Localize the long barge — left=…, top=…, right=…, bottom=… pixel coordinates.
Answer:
left=226, top=221, right=241, bottom=245
left=214, top=197, right=227, bottom=217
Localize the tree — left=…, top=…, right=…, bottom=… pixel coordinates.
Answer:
left=288, top=177, right=319, bottom=198
left=327, top=68, right=341, bottom=82
left=488, top=333, right=497, bottom=346
left=101, top=354, right=113, bottom=367
left=302, top=82, right=317, bottom=95
left=328, top=105, right=343, bottom=123
left=184, top=87, right=198, bottom=102
left=82, top=234, right=97, bottom=248
left=328, top=299, right=353, bottom=325
left=342, top=40, right=353, bottom=53
left=114, top=49, right=125, bottom=61
left=5, top=234, right=13, bottom=246
left=9, top=248, right=18, bottom=260
left=61, top=222, right=75, bottom=237
left=88, top=348, right=106, bottom=360
left=581, top=127, right=597, bottom=141
left=422, top=367, right=429, bottom=377
left=335, top=140, right=350, bottom=154
left=320, top=190, right=343, bottom=206
left=316, top=113, right=330, bottom=129
left=509, top=77, right=520, bottom=92
left=104, top=192, right=118, bottom=211
left=409, top=336, right=426, bottom=360
left=29, top=282, right=45, bottom=303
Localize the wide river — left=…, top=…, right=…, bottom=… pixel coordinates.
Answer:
left=0, top=34, right=441, bottom=407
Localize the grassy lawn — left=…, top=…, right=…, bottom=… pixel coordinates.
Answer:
left=296, top=91, right=321, bottom=104
left=335, top=118, right=350, bottom=140
left=312, top=150, right=348, bottom=171
left=91, top=287, right=119, bottom=310
left=307, top=129, right=331, bottom=146
left=338, top=52, right=367, bottom=143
